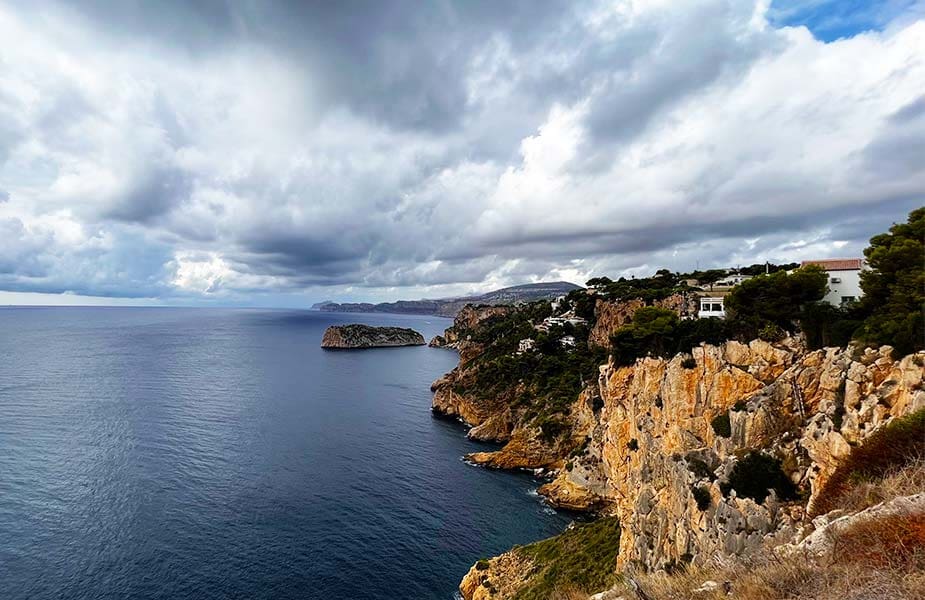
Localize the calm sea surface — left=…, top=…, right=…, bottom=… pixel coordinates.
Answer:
left=0, top=308, right=572, bottom=600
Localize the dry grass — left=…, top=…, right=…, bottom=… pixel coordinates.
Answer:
left=813, top=408, right=925, bottom=517
left=610, top=510, right=925, bottom=600
left=833, top=457, right=925, bottom=514
left=832, top=510, right=925, bottom=571
left=549, top=586, right=593, bottom=600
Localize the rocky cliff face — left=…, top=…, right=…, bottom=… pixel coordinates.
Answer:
left=430, top=303, right=591, bottom=456
left=588, top=293, right=699, bottom=348
left=429, top=304, right=513, bottom=350
left=458, top=341, right=924, bottom=599
left=320, top=324, right=425, bottom=348
left=430, top=305, right=513, bottom=438
left=437, top=297, right=925, bottom=599
left=541, top=341, right=924, bottom=573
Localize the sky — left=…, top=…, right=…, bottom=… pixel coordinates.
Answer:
left=0, top=0, right=923, bottom=307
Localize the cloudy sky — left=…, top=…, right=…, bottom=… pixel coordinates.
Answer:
left=1, top=0, right=923, bottom=306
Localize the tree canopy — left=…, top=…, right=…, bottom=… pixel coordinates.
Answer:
left=724, top=265, right=828, bottom=331
left=856, top=207, right=924, bottom=356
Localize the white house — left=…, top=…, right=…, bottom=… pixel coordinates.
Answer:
left=518, top=338, right=536, bottom=353
left=713, top=274, right=751, bottom=288
left=801, top=259, right=865, bottom=306
left=698, top=297, right=726, bottom=319
left=536, top=312, right=588, bottom=331
left=559, top=335, right=577, bottom=348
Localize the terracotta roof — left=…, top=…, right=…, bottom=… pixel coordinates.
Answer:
left=801, top=258, right=863, bottom=271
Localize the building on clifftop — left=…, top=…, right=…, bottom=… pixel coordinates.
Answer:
left=800, top=258, right=866, bottom=306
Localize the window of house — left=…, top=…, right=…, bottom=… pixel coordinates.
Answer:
left=841, top=296, right=857, bottom=304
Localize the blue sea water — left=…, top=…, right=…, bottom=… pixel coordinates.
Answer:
left=0, top=308, right=572, bottom=600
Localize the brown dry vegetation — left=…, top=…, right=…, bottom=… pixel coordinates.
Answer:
left=608, top=507, right=925, bottom=600
left=813, top=409, right=925, bottom=517
left=832, top=457, right=925, bottom=514
left=556, top=467, right=925, bottom=600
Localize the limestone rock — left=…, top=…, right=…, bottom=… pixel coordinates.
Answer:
left=551, top=342, right=923, bottom=572
left=780, top=492, right=925, bottom=559
left=320, top=324, right=424, bottom=348
left=588, top=294, right=698, bottom=349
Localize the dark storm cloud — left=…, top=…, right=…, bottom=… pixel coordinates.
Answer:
left=51, top=0, right=577, bottom=132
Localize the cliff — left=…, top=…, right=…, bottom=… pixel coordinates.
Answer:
left=432, top=291, right=925, bottom=598
left=459, top=341, right=924, bottom=599
left=431, top=295, right=697, bottom=461
left=320, top=324, right=425, bottom=349
left=588, top=293, right=699, bottom=349
left=431, top=302, right=600, bottom=454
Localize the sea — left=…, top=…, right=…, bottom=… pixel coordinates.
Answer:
left=0, top=307, right=572, bottom=600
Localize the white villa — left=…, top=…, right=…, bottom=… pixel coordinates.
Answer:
left=712, top=274, right=751, bottom=288
left=535, top=312, right=588, bottom=332
left=801, top=258, right=866, bottom=306
left=518, top=338, right=536, bottom=353
left=698, top=297, right=726, bottom=319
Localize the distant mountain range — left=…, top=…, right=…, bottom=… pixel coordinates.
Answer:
left=311, top=281, right=582, bottom=317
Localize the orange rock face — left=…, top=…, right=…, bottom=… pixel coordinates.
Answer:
left=539, top=340, right=924, bottom=572
left=588, top=294, right=699, bottom=349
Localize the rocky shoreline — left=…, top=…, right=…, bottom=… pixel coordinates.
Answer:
left=429, top=301, right=925, bottom=600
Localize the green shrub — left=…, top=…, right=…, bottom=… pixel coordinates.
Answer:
left=627, top=438, right=639, bottom=451
left=711, top=413, right=731, bottom=438
left=720, top=451, right=797, bottom=504
left=536, top=415, right=569, bottom=442
left=595, top=269, right=687, bottom=303
left=687, top=457, right=716, bottom=481
left=476, top=559, right=490, bottom=571
left=610, top=307, right=680, bottom=365
left=513, top=517, right=622, bottom=600
left=681, top=357, right=697, bottom=369
left=758, top=322, right=786, bottom=342
left=569, top=437, right=590, bottom=458
left=812, top=408, right=925, bottom=516
left=800, top=302, right=863, bottom=350
left=691, top=485, right=712, bottom=511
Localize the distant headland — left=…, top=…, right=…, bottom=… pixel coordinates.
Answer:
left=311, top=281, right=581, bottom=318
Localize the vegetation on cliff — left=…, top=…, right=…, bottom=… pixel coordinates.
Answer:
left=607, top=265, right=829, bottom=365
left=790, top=207, right=924, bottom=355
left=320, top=324, right=425, bottom=348
left=856, top=207, right=925, bottom=356
left=447, top=301, right=606, bottom=443
left=512, top=517, right=622, bottom=600
left=447, top=208, right=925, bottom=600
left=461, top=518, right=622, bottom=600
left=812, top=407, right=925, bottom=516
left=604, top=207, right=925, bottom=365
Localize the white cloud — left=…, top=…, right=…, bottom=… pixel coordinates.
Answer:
left=0, top=1, right=922, bottom=303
